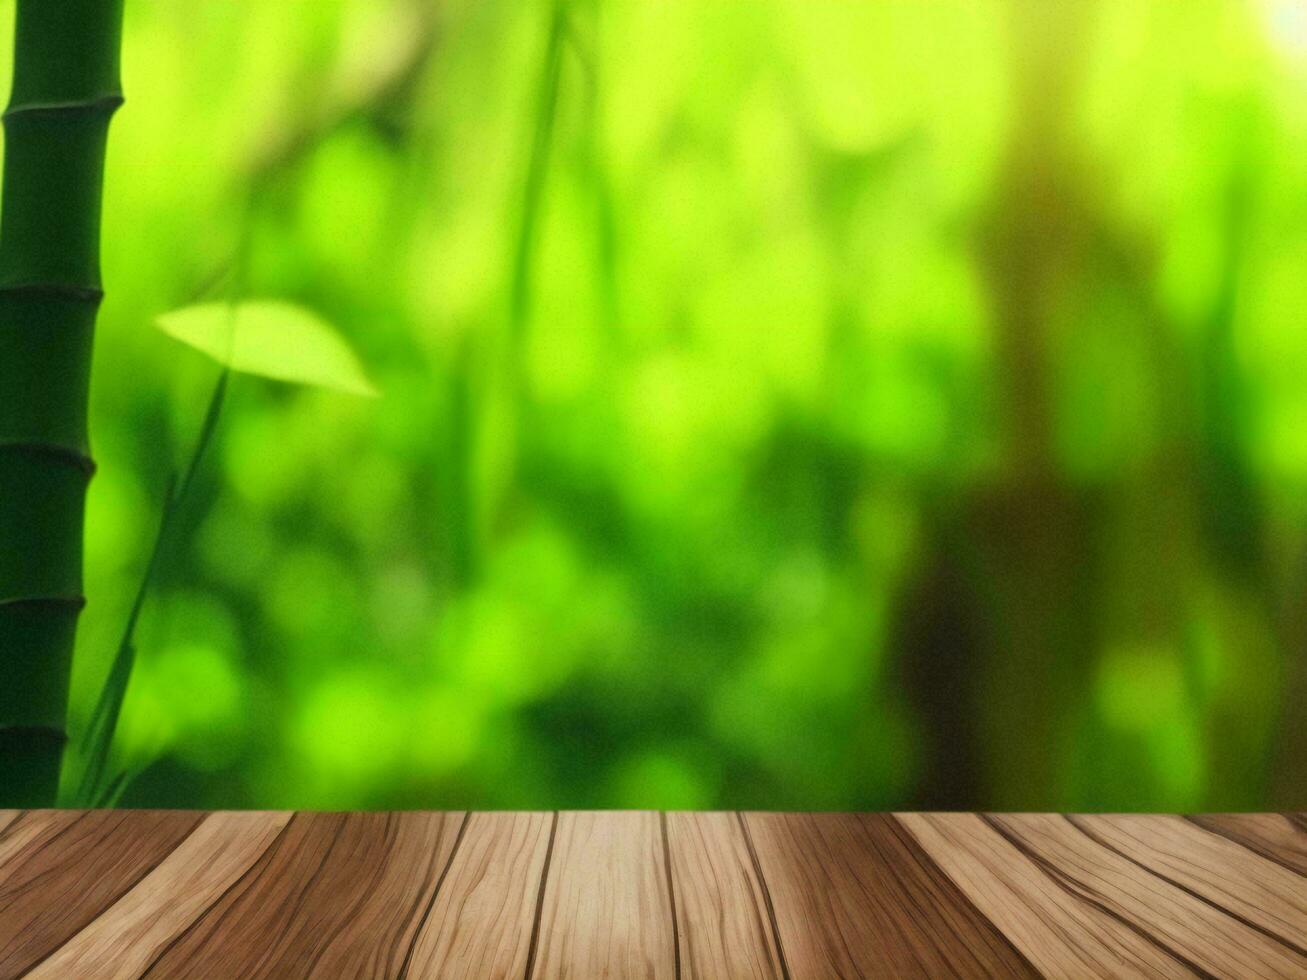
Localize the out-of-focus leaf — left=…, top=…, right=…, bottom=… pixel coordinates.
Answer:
left=156, top=301, right=378, bottom=397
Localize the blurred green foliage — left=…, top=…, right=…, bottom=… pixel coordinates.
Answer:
left=4, top=0, right=1305, bottom=810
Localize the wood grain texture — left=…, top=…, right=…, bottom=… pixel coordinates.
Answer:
left=1071, top=814, right=1307, bottom=953
left=0, top=809, right=203, bottom=978
left=1188, top=812, right=1307, bottom=876
left=743, top=812, right=1037, bottom=978
left=900, top=812, right=1196, bottom=979
left=989, top=813, right=1307, bottom=979
left=664, top=812, right=786, bottom=979
left=26, top=811, right=293, bottom=980
left=140, top=810, right=465, bottom=979
left=1, top=810, right=1304, bottom=979
left=403, top=811, right=552, bottom=979
left=528, top=810, right=676, bottom=979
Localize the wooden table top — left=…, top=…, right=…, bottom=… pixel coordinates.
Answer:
left=0, top=810, right=1303, bottom=978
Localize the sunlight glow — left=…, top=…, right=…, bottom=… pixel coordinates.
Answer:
left=1262, top=0, right=1307, bottom=60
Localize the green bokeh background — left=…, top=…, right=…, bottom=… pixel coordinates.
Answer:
left=6, top=0, right=1306, bottom=810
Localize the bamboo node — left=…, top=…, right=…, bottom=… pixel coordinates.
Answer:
left=0, top=595, right=87, bottom=613
left=0, top=725, right=69, bottom=746
left=0, top=442, right=97, bottom=478
left=0, top=282, right=104, bottom=305
left=2, top=93, right=124, bottom=123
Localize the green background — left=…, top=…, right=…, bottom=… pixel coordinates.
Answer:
left=6, top=0, right=1306, bottom=810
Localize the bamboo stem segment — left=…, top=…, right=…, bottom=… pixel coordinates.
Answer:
left=0, top=0, right=125, bottom=805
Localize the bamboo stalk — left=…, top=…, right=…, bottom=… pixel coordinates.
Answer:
left=0, top=0, right=126, bottom=806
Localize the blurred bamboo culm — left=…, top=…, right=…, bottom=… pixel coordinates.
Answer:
left=0, top=0, right=125, bottom=806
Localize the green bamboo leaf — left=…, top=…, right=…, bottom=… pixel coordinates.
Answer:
left=95, top=768, right=135, bottom=808
left=72, top=373, right=228, bottom=807
left=156, top=301, right=378, bottom=396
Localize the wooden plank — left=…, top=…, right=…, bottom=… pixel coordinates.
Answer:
left=990, top=813, right=1307, bottom=979
left=1072, top=814, right=1307, bottom=952
left=0, top=810, right=20, bottom=837
left=664, top=812, right=785, bottom=979
left=1188, top=813, right=1307, bottom=877
left=141, top=810, right=466, bottom=979
left=0, top=809, right=203, bottom=978
left=743, top=812, right=1036, bottom=978
left=900, top=812, right=1194, bottom=979
left=527, top=810, right=676, bottom=979
left=26, top=811, right=293, bottom=979
left=404, top=811, right=553, bottom=979
left=295, top=811, right=468, bottom=979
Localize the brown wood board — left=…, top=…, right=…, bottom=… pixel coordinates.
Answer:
left=1, top=810, right=1303, bottom=978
